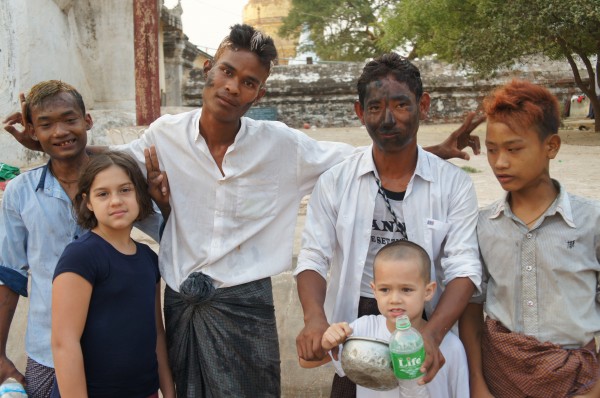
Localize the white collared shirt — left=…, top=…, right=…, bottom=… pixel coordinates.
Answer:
left=294, top=145, right=482, bottom=324
left=116, top=109, right=354, bottom=289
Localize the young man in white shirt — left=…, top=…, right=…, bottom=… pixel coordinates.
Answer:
left=294, top=53, right=482, bottom=397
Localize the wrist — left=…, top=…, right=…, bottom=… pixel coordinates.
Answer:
left=421, top=324, right=444, bottom=346
left=303, top=309, right=327, bottom=325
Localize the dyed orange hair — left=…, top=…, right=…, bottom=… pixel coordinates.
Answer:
left=483, top=79, right=560, bottom=140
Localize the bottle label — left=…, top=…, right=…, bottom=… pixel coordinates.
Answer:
left=390, top=346, right=425, bottom=380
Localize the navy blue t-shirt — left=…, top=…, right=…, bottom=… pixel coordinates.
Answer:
left=53, top=232, right=160, bottom=398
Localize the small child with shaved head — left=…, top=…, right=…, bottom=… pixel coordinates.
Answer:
left=301, top=240, right=469, bottom=398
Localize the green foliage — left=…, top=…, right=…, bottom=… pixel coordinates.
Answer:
left=383, top=0, right=599, bottom=74
left=281, top=0, right=600, bottom=130
left=279, top=0, right=395, bottom=61
left=384, top=0, right=600, bottom=131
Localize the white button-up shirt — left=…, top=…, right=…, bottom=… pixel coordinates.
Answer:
left=117, top=109, right=354, bottom=289
left=294, top=145, right=482, bottom=324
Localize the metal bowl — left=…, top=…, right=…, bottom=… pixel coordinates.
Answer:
left=340, top=336, right=398, bottom=391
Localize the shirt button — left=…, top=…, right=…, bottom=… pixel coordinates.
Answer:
left=527, top=300, right=534, bottom=307
left=526, top=266, right=532, bottom=271
left=526, top=233, right=533, bottom=239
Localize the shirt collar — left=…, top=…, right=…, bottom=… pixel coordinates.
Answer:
left=194, top=109, right=248, bottom=148
left=35, top=161, right=52, bottom=192
left=489, top=179, right=575, bottom=228
left=356, top=145, right=434, bottom=183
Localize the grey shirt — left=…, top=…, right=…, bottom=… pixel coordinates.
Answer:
left=477, top=180, right=600, bottom=348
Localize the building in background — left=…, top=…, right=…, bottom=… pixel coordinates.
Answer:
left=243, top=0, right=297, bottom=65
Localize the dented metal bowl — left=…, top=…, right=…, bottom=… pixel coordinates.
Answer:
left=340, top=336, right=398, bottom=391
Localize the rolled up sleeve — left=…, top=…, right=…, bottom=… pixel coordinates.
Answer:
left=439, top=176, right=482, bottom=297
left=294, top=172, right=337, bottom=280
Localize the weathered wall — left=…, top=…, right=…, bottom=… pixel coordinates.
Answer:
left=183, top=57, right=588, bottom=128
left=1, top=0, right=136, bottom=167
left=0, top=0, right=201, bottom=168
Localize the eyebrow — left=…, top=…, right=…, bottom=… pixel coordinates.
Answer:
left=485, top=138, right=525, bottom=146
left=35, top=110, right=79, bottom=121
left=92, top=182, right=133, bottom=192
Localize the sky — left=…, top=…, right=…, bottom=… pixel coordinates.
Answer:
left=164, top=0, right=249, bottom=55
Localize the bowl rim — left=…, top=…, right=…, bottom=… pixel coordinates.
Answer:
left=345, top=336, right=389, bottom=345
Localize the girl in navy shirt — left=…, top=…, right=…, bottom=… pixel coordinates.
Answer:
left=51, top=151, right=174, bottom=398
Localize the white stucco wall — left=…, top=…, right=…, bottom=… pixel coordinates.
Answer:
left=1, top=0, right=136, bottom=167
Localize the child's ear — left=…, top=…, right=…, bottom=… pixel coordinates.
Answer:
left=546, top=134, right=561, bottom=159
left=83, top=193, right=93, bottom=212
left=370, top=281, right=376, bottom=293
left=424, top=281, right=437, bottom=301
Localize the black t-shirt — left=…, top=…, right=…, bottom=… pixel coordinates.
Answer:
left=53, top=232, right=160, bottom=398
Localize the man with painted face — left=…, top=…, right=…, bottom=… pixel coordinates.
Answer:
left=294, top=53, right=482, bottom=397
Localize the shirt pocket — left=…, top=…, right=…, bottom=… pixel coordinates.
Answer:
left=235, top=179, right=278, bottom=220
left=422, top=218, right=451, bottom=261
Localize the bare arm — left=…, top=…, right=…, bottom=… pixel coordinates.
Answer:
left=295, top=270, right=329, bottom=361
left=52, top=273, right=92, bottom=398
left=155, top=283, right=175, bottom=398
left=0, top=286, right=24, bottom=385
left=459, top=303, right=494, bottom=397
left=423, top=112, right=485, bottom=160
left=420, top=277, right=475, bottom=384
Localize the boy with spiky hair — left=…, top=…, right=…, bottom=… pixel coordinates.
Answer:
left=461, top=80, right=600, bottom=397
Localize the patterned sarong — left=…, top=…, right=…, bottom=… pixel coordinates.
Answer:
left=25, top=357, right=55, bottom=398
left=164, top=273, right=280, bottom=398
left=482, top=317, right=600, bottom=397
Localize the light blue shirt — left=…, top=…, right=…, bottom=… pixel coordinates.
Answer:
left=0, top=162, right=161, bottom=367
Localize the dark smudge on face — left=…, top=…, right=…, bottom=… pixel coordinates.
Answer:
left=204, top=71, right=215, bottom=88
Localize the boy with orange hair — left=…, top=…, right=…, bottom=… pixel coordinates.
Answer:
left=460, top=80, right=600, bottom=397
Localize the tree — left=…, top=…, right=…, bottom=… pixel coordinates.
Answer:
left=279, top=0, right=395, bottom=61
left=384, top=0, right=600, bottom=131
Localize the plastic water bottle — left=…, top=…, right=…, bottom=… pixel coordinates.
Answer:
left=389, top=315, right=430, bottom=397
left=0, top=378, right=27, bottom=398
